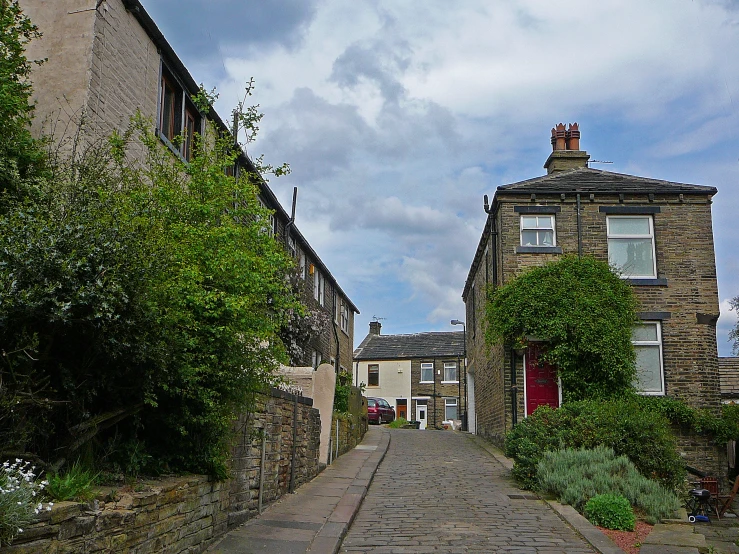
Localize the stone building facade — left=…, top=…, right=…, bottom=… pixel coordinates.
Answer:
left=463, top=123, right=723, bottom=474
left=353, top=322, right=465, bottom=430
left=20, top=0, right=357, bottom=372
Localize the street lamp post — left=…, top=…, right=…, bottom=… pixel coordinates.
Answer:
left=451, top=319, right=467, bottom=431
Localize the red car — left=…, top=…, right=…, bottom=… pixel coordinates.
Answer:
left=367, top=397, right=395, bottom=424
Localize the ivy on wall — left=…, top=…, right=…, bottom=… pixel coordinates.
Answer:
left=486, top=255, right=639, bottom=401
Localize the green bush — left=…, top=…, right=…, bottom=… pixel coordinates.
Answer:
left=584, top=493, right=635, bottom=531
left=486, top=256, right=638, bottom=401
left=388, top=417, right=409, bottom=429
left=538, top=446, right=680, bottom=524
left=505, top=399, right=685, bottom=491
left=45, top=461, right=98, bottom=502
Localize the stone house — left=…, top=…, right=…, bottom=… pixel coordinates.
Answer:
left=353, top=321, right=465, bottom=430
left=720, top=357, right=739, bottom=405
left=20, top=0, right=358, bottom=372
left=463, top=123, right=723, bottom=474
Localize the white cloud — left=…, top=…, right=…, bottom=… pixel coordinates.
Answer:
left=143, top=0, right=739, bottom=348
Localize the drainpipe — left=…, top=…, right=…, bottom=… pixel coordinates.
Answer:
left=484, top=195, right=499, bottom=285
left=332, top=321, right=340, bottom=373
left=232, top=109, right=240, bottom=180
left=510, top=347, right=518, bottom=427
left=284, top=187, right=298, bottom=249
left=576, top=193, right=582, bottom=257
left=289, top=394, right=298, bottom=493
left=433, top=358, right=437, bottom=429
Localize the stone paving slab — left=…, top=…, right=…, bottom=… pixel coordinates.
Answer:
left=642, top=523, right=707, bottom=549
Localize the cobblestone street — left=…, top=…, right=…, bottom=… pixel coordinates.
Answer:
left=341, top=429, right=595, bottom=553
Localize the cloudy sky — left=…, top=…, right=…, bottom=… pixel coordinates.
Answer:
left=140, top=0, right=739, bottom=355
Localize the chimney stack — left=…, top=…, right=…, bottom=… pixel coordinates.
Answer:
left=369, top=321, right=382, bottom=335
left=544, top=122, right=589, bottom=174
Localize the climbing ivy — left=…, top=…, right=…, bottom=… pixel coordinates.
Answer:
left=486, top=255, right=638, bottom=401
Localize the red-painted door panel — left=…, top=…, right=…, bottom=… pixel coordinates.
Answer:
left=525, top=343, right=559, bottom=415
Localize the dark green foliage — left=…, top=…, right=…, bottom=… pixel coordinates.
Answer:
left=0, top=116, right=300, bottom=477
left=0, top=0, right=46, bottom=202
left=638, top=396, right=738, bottom=442
left=505, top=399, right=685, bottom=491
left=538, top=446, right=679, bottom=525
left=583, top=493, right=636, bottom=531
left=333, top=369, right=352, bottom=413
left=487, top=256, right=638, bottom=400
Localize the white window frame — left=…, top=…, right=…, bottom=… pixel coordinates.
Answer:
left=313, top=270, right=325, bottom=305
left=520, top=215, right=556, bottom=247
left=420, top=362, right=434, bottom=383
left=632, top=321, right=664, bottom=395
left=607, top=215, right=657, bottom=278
left=368, top=364, right=379, bottom=386
left=442, top=361, right=458, bottom=383
left=445, top=398, right=458, bottom=421
left=334, top=290, right=339, bottom=323
left=300, top=253, right=306, bottom=280
left=340, top=301, right=349, bottom=334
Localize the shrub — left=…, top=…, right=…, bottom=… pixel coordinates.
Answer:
left=486, top=256, right=638, bottom=401
left=537, top=446, right=680, bottom=524
left=388, top=417, right=409, bottom=429
left=505, top=399, right=685, bottom=491
left=0, top=459, right=52, bottom=546
left=45, top=461, right=98, bottom=502
left=584, top=493, right=635, bottom=531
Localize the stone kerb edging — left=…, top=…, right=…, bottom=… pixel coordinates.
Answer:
left=465, top=433, right=624, bottom=554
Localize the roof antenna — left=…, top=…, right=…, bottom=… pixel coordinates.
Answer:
left=372, top=316, right=386, bottom=322
left=588, top=160, right=613, bottom=167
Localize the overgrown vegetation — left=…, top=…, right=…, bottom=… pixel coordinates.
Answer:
left=487, top=256, right=638, bottom=400
left=0, top=1, right=301, bottom=478
left=505, top=400, right=685, bottom=491
left=45, top=461, right=97, bottom=502
left=537, top=446, right=680, bottom=524
left=333, top=369, right=352, bottom=413
left=0, top=0, right=46, bottom=202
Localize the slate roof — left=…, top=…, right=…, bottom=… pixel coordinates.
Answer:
left=719, top=357, right=739, bottom=399
left=497, top=167, right=717, bottom=195
left=354, top=331, right=464, bottom=361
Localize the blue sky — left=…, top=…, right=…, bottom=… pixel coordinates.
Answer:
left=141, top=0, right=739, bottom=355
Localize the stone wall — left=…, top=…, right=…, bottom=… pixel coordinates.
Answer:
left=0, top=388, right=321, bottom=554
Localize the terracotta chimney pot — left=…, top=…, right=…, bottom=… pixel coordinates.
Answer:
left=554, top=123, right=567, bottom=150
left=566, top=122, right=580, bottom=150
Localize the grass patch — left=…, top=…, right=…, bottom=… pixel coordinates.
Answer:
left=45, top=461, right=98, bottom=502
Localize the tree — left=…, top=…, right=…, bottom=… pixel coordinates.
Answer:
left=1, top=110, right=300, bottom=477
left=486, top=255, right=639, bottom=401
left=730, top=296, right=739, bottom=355
left=0, top=0, right=45, bottom=202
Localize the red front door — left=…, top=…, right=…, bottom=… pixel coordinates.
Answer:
left=525, top=343, right=559, bottom=415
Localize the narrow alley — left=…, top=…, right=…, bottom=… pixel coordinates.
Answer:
left=340, top=429, right=595, bottom=553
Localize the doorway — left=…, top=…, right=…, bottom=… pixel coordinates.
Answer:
left=524, top=343, right=560, bottom=416
left=396, top=399, right=407, bottom=421
left=415, top=400, right=428, bottom=430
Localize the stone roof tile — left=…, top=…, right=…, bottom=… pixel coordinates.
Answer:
left=354, top=331, right=464, bottom=360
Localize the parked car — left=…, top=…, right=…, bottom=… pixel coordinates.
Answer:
left=367, top=397, right=395, bottom=424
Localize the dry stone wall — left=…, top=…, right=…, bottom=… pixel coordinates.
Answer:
left=0, top=388, right=321, bottom=554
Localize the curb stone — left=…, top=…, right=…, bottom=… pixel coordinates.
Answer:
left=465, top=433, right=625, bottom=554
left=308, top=427, right=391, bottom=553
